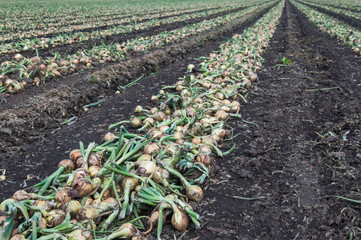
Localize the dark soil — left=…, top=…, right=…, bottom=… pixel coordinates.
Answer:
left=298, top=1, right=361, bottom=30
left=1, top=1, right=361, bottom=239
left=0, top=3, right=274, bottom=201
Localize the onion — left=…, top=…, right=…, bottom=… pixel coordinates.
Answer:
left=151, top=95, right=158, bottom=102
left=202, top=137, right=215, bottom=145
left=149, top=107, right=158, bottom=115
left=242, top=78, right=252, bottom=88
left=88, top=153, right=101, bottom=167
left=147, top=128, right=163, bottom=139
left=249, top=72, right=257, bottom=82
left=196, top=153, right=211, bottom=166
left=72, top=178, right=93, bottom=197
left=159, top=125, right=169, bottom=133
left=137, top=154, right=152, bottom=162
left=56, top=187, right=72, bottom=203
left=73, top=169, right=89, bottom=183
left=153, top=111, right=166, bottom=122
left=137, top=161, right=157, bottom=176
left=215, top=92, right=224, bottom=100
left=192, top=137, right=202, bottom=145
left=186, top=107, right=197, bottom=117
left=186, top=185, right=204, bottom=202
left=150, top=210, right=169, bottom=227
left=152, top=168, right=169, bottom=184
left=171, top=208, right=188, bottom=231
left=76, top=205, right=99, bottom=220
left=134, top=105, right=143, bottom=113
left=76, top=157, right=85, bottom=168
left=88, top=165, right=100, bottom=178
left=215, top=110, right=228, bottom=120
left=68, top=229, right=93, bottom=240
left=199, top=144, right=212, bottom=154
left=212, top=128, right=227, bottom=138
left=104, top=132, right=116, bottom=142
left=66, top=200, right=82, bottom=217
left=130, top=117, right=142, bottom=128
left=46, top=209, right=66, bottom=227
left=33, top=200, right=52, bottom=212
left=143, top=143, right=159, bottom=155
left=187, top=64, right=195, bottom=72
left=107, top=223, right=139, bottom=239
left=10, top=235, right=26, bottom=240
left=58, top=159, right=75, bottom=173
left=69, top=149, right=82, bottom=162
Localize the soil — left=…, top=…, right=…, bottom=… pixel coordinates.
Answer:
left=1, top=0, right=361, bottom=239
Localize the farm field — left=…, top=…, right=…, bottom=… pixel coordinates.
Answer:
left=0, top=0, right=361, bottom=239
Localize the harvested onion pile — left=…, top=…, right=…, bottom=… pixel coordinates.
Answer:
left=0, top=2, right=283, bottom=239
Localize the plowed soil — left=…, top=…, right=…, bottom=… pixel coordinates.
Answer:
left=1, top=0, right=361, bottom=239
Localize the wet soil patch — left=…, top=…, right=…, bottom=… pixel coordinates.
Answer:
left=185, top=0, right=361, bottom=239
left=0, top=5, right=275, bottom=201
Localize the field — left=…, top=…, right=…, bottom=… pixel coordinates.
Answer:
left=0, top=0, right=361, bottom=239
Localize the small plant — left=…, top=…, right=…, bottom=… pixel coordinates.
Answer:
left=276, top=57, right=292, bottom=69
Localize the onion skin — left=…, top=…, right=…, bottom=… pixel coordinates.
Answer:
left=46, top=210, right=66, bottom=227
left=67, top=229, right=93, bottom=240
left=171, top=208, right=188, bottom=232
left=69, top=149, right=82, bottom=162
left=10, top=235, right=26, bottom=240
left=143, top=143, right=159, bottom=155
left=107, top=222, right=139, bottom=239
left=137, top=161, right=157, bottom=177
left=66, top=200, right=82, bottom=218
left=104, top=132, right=116, bottom=142
left=71, top=178, right=93, bottom=198
left=58, top=159, right=75, bottom=173
left=56, top=187, right=73, bottom=203
left=186, top=185, right=204, bottom=202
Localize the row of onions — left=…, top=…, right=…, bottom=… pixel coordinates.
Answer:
left=0, top=0, right=244, bottom=27
left=0, top=1, right=273, bottom=94
left=300, top=0, right=361, bottom=20
left=0, top=1, right=284, bottom=239
left=0, top=6, right=220, bottom=35
left=0, top=6, right=229, bottom=53
left=292, top=1, right=361, bottom=55
left=302, top=0, right=361, bottom=11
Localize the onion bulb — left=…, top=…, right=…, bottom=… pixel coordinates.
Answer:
left=66, top=200, right=82, bottom=218
left=46, top=209, right=66, bottom=227
left=186, top=185, right=204, bottom=202
left=143, top=143, right=159, bottom=155
left=137, top=161, right=157, bottom=176
left=152, top=168, right=169, bottom=184
left=104, top=132, right=116, bottom=142
left=56, top=187, right=73, bottom=203
left=69, top=149, right=82, bottom=162
left=107, top=223, right=139, bottom=239
left=71, top=178, right=93, bottom=198
left=67, top=229, right=93, bottom=240
left=171, top=208, right=188, bottom=231
left=130, top=117, right=142, bottom=128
